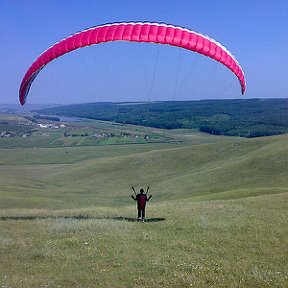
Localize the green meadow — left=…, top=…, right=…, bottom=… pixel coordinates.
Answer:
left=0, top=114, right=287, bottom=287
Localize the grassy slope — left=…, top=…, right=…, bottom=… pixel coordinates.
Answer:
left=0, top=132, right=288, bottom=287
left=0, top=193, right=287, bottom=287
left=0, top=134, right=287, bottom=209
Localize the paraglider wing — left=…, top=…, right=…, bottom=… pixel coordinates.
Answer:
left=19, top=22, right=246, bottom=105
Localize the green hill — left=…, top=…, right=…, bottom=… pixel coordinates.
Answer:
left=37, top=99, right=288, bottom=137
left=1, top=134, right=287, bottom=209
left=1, top=129, right=288, bottom=287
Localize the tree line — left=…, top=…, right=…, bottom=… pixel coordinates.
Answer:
left=37, top=99, right=288, bottom=138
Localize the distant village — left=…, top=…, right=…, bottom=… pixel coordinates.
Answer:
left=37, top=123, right=66, bottom=129
left=0, top=118, right=145, bottom=140
left=0, top=120, right=66, bottom=138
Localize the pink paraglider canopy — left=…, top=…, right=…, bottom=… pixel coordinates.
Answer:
left=19, top=22, right=246, bottom=105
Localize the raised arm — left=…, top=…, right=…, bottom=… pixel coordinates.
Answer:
left=146, top=187, right=152, bottom=201
left=131, top=187, right=137, bottom=200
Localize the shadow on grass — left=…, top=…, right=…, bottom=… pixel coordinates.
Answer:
left=0, top=215, right=166, bottom=223
left=113, top=216, right=165, bottom=223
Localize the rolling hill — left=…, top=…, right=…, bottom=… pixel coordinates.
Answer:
left=0, top=133, right=287, bottom=209
left=1, top=113, right=287, bottom=287
left=37, top=99, right=288, bottom=137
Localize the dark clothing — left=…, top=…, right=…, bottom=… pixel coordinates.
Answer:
left=132, top=192, right=151, bottom=221
left=138, top=208, right=145, bottom=220
left=136, top=193, right=149, bottom=209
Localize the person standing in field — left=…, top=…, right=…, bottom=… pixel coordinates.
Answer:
left=131, top=187, right=152, bottom=222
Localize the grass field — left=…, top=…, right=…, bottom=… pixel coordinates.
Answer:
left=0, top=114, right=287, bottom=287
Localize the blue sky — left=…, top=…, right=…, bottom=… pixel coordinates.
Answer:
left=1, top=0, right=288, bottom=104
